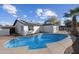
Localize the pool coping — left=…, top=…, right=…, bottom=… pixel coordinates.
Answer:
left=46, top=35, right=77, bottom=54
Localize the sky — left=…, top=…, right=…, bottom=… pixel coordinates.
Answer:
left=0, top=4, right=79, bottom=25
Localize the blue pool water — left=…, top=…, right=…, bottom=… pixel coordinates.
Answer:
left=4, top=34, right=67, bottom=50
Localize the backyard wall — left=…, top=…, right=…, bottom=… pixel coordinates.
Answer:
left=0, top=29, right=10, bottom=36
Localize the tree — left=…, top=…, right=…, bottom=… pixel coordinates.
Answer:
left=64, top=20, right=72, bottom=27
left=45, top=16, right=59, bottom=25
left=64, top=7, right=79, bottom=34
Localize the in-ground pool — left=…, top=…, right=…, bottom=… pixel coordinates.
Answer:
left=4, top=34, right=67, bottom=50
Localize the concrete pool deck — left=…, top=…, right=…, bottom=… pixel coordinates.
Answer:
left=0, top=34, right=76, bottom=54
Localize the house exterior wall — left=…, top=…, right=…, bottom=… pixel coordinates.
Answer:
left=15, top=21, right=26, bottom=35
left=24, top=26, right=28, bottom=35
left=39, top=26, right=44, bottom=32
left=15, top=21, right=40, bottom=35
left=40, top=25, right=59, bottom=33
left=43, top=25, right=54, bottom=33
left=0, top=29, right=10, bottom=35
left=53, top=26, right=59, bottom=33
left=15, top=21, right=59, bottom=35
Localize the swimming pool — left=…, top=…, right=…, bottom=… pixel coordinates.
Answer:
left=4, top=34, right=67, bottom=50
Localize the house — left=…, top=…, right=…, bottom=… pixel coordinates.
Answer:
left=13, top=18, right=59, bottom=35
left=0, top=25, right=15, bottom=36
left=13, top=19, right=40, bottom=35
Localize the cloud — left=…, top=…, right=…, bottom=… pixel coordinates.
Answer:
left=36, top=8, right=57, bottom=19
left=13, top=15, right=17, bottom=18
left=40, top=16, right=47, bottom=19
left=44, top=9, right=57, bottom=17
left=23, top=15, right=27, bottom=18
left=3, top=4, right=17, bottom=15
left=36, top=9, right=43, bottom=16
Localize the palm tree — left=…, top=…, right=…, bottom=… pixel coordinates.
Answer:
left=64, top=7, right=79, bottom=35
left=64, top=20, right=72, bottom=27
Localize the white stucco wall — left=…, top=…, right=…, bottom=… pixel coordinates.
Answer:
left=15, top=21, right=59, bottom=35
left=24, top=26, right=29, bottom=35
left=40, top=25, right=59, bottom=33
left=53, top=26, right=59, bottom=33
left=15, top=21, right=40, bottom=35
left=0, top=29, right=10, bottom=36
left=44, top=25, right=53, bottom=33
left=15, top=22, right=25, bottom=35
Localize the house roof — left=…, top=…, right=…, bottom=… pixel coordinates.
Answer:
left=13, top=19, right=42, bottom=26
left=13, top=18, right=59, bottom=26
